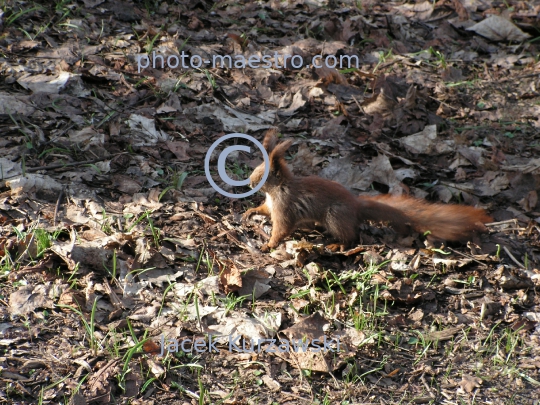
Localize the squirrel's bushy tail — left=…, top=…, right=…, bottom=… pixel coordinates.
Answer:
left=360, top=195, right=492, bottom=242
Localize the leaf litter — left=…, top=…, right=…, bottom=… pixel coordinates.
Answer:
left=0, top=0, right=540, bottom=404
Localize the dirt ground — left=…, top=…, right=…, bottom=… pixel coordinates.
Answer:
left=1, top=0, right=540, bottom=404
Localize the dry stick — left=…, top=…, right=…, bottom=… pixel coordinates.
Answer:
left=421, top=372, right=437, bottom=399
left=486, top=219, right=518, bottom=226
left=502, top=245, right=526, bottom=269
left=40, top=123, right=76, bottom=147
left=117, top=216, right=124, bottom=232
left=351, top=94, right=365, bottom=114
left=53, top=188, right=64, bottom=227
left=428, top=95, right=458, bottom=110
left=26, top=157, right=105, bottom=173
left=498, top=228, right=528, bottom=232
left=499, top=73, right=539, bottom=83
left=26, top=153, right=127, bottom=173
left=446, top=247, right=489, bottom=269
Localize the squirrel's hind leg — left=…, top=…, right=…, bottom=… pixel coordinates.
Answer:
left=326, top=213, right=357, bottom=248
left=262, top=218, right=295, bottom=251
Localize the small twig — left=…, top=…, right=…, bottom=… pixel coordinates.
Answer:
left=485, top=219, right=518, bottom=226
left=351, top=94, right=365, bottom=114
left=26, top=158, right=103, bottom=172
left=15, top=232, right=36, bottom=265
left=40, top=123, right=76, bottom=147
left=446, top=247, right=488, bottom=268
left=438, top=182, right=479, bottom=195
left=53, top=188, right=64, bottom=226
left=498, top=73, right=539, bottom=83
left=26, top=153, right=126, bottom=173
left=95, top=111, right=117, bottom=129
left=428, top=95, right=458, bottom=110
left=342, top=121, right=351, bottom=137
left=254, top=225, right=270, bottom=241
left=502, top=245, right=525, bottom=269
left=117, top=216, right=123, bottom=232
left=195, top=211, right=217, bottom=223
left=120, top=74, right=136, bottom=93
left=421, top=372, right=437, bottom=399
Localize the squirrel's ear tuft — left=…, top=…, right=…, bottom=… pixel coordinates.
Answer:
left=262, top=128, right=278, bottom=153
left=270, top=139, right=292, bottom=171
left=271, top=139, right=292, bottom=158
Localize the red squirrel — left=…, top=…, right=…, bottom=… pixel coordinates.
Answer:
left=242, top=130, right=492, bottom=252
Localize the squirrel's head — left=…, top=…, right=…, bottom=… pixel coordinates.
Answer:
left=249, top=128, right=292, bottom=192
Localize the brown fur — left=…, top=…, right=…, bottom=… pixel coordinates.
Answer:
left=243, top=130, right=492, bottom=251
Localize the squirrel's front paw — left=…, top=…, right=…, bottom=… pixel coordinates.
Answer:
left=261, top=240, right=279, bottom=252
left=241, top=210, right=254, bottom=222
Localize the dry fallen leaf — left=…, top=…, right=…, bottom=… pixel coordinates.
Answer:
left=218, top=259, right=243, bottom=294
left=9, top=285, right=54, bottom=316
left=395, top=1, right=433, bottom=21
left=466, top=15, right=531, bottom=42
left=460, top=374, right=483, bottom=393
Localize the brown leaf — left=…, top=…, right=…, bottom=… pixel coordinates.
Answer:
left=315, top=65, right=348, bottom=86
left=227, top=33, right=249, bottom=49
left=460, top=374, right=482, bottom=393
left=408, top=309, right=424, bottom=323
left=58, top=289, right=87, bottom=309
left=466, top=15, right=530, bottom=42
left=327, top=83, right=363, bottom=103
left=278, top=90, right=306, bottom=116
left=142, top=339, right=162, bottom=355
left=238, top=269, right=272, bottom=299
left=10, top=257, right=55, bottom=281
left=291, top=349, right=331, bottom=373
left=426, top=326, right=464, bottom=341
left=339, top=18, right=358, bottom=42
left=395, top=1, right=434, bottom=21
left=112, top=174, right=142, bottom=194
left=9, top=285, right=54, bottom=316
left=510, top=319, right=536, bottom=332
left=281, top=312, right=328, bottom=341
left=380, top=279, right=424, bottom=304
left=166, top=141, right=190, bottom=161
left=9, top=40, right=40, bottom=53
left=452, top=0, right=469, bottom=21
left=441, top=66, right=464, bottom=82
left=518, top=190, right=538, bottom=212
left=219, top=259, right=243, bottom=294
left=188, top=16, right=204, bottom=30
left=85, top=359, right=121, bottom=403
left=81, top=228, right=108, bottom=241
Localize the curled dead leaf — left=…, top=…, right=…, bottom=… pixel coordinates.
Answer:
left=460, top=374, right=482, bottom=393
